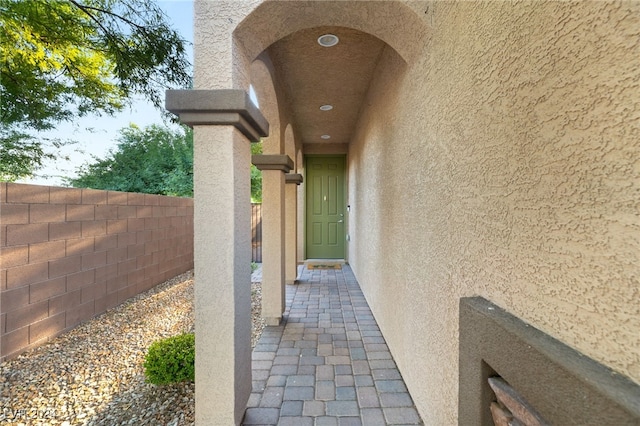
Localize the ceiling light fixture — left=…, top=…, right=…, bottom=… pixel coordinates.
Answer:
left=321, top=134, right=331, bottom=140
left=319, top=104, right=333, bottom=111
left=317, top=34, right=339, bottom=47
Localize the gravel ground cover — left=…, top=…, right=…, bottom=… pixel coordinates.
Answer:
left=1, top=271, right=265, bottom=426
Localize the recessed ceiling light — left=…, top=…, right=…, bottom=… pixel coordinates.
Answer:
left=321, top=134, right=331, bottom=140
left=319, top=105, right=333, bottom=111
left=317, top=34, right=339, bottom=47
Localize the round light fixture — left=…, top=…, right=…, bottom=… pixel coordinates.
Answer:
left=317, top=34, right=339, bottom=47
left=321, top=134, right=331, bottom=140
left=319, top=104, right=333, bottom=111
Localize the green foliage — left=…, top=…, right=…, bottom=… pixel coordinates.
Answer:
left=0, top=131, right=47, bottom=181
left=144, top=333, right=195, bottom=385
left=0, top=128, right=77, bottom=181
left=0, top=0, right=191, bottom=181
left=251, top=142, right=263, bottom=203
left=66, top=124, right=193, bottom=197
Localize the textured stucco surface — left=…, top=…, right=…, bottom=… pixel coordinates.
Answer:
left=194, top=0, right=640, bottom=424
left=193, top=125, right=252, bottom=424
left=233, top=0, right=426, bottom=66
left=347, top=1, right=639, bottom=423
left=194, top=0, right=260, bottom=90
left=260, top=168, right=287, bottom=325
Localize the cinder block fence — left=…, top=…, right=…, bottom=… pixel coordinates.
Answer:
left=0, top=183, right=194, bottom=361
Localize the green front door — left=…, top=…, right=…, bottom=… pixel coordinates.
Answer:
left=306, top=156, right=345, bottom=259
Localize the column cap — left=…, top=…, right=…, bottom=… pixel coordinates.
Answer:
left=165, top=89, right=269, bottom=142
left=285, top=173, right=303, bottom=185
left=252, top=155, right=294, bottom=172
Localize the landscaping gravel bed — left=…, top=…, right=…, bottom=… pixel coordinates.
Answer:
left=0, top=271, right=265, bottom=425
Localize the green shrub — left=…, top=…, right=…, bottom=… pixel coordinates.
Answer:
left=144, top=333, right=195, bottom=385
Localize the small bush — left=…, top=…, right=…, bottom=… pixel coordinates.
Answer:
left=144, top=333, right=195, bottom=385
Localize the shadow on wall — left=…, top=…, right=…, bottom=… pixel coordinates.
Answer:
left=0, top=183, right=194, bottom=361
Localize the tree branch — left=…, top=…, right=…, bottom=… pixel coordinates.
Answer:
left=67, top=0, right=127, bottom=49
left=67, top=0, right=147, bottom=32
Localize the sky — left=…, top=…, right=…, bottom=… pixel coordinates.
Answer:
left=17, top=1, right=195, bottom=187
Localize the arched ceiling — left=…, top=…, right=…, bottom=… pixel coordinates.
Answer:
left=234, top=1, right=426, bottom=65
left=267, top=26, right=388, bottom=145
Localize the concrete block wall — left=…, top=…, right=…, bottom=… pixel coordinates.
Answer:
left=0, top=183, right=194, bottom=361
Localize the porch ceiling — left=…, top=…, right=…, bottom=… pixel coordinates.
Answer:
left=267, top=26, right=386, bottom=146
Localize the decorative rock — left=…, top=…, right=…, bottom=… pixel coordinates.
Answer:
left=490, top=402, right=513, bottom=426
left=488, top=377, right=549, bottom=426
left=0, top=271, right=265, bottom=426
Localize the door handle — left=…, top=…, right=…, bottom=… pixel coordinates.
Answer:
left=338, top=219, right=344, bottom=223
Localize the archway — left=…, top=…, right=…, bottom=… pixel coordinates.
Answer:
left=186, top=1, right=428, bottom=423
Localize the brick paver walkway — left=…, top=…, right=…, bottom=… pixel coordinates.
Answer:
left=243, top=265, right=422, bottom=425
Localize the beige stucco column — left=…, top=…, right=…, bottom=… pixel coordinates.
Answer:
left=252, top=155, right=294, bottom=325
left=166, top=90, right=268, bottom=425
left=285, top=173, right=303, bottom=284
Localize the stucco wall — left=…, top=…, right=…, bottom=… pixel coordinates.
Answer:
left=347, top=1, right=639, bottom=424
